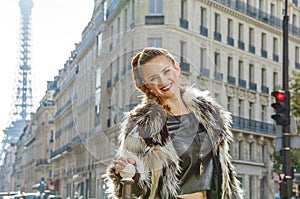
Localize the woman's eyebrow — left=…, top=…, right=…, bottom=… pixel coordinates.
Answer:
left=146, top=66, right=171, bottom=80
left=162, top=66, right=171, bottom=72
left=148, top=74, right=157, bottom=80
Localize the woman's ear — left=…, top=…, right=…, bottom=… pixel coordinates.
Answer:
left=144, top=82, right=151, bottom=90
left=175, top=62, right=181, bottom=74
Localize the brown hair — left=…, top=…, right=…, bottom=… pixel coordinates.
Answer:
left=131, top=47, right=176, bottom=105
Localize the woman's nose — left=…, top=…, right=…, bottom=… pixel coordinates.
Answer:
left=158, top=74, right=168, bottom=84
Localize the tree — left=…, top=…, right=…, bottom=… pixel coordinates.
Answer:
left=290, top=70, right=300, bottom=133
left=271, top=70, right=300, bottom=174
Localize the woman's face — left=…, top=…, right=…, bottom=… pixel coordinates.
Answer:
left=140, top=55, right=181, bottom=100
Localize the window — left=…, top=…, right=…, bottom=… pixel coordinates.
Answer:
left=238, top=99, right=244, bottom=117
left=227, top=96, right=232, bottom=112
left=148, top=38, right=162, bottom=48
left=261, top=68, right=266, bottom=86
left=249, top=64, right=255, bottom=83
left=214, top=52, right=220, bottom=72
left=273, top=72, right=278, bottom=90
left=181, top=0, right=187, bottom=19
left=238, top=60, right=244, bottom=79
left=228, top=19, right=233, bottom=38
left=259, top=0, right=264, bottom=10
left=200, top=47, right=207, bottom=69
left=200, top=7, right=207, bottom=27
left=110, top=25, right=114, bottom=51
left=249, top=28, right=254, bottom=46
left=261, top=33, right=266, bottom=51
left=261, top=144, right=265, bottom=163
left=215, top=13, right=220, bottom=32
left=103, top=1, right=107, bottom=21
left=273, top=37, right=278, bottom=55
left=292, top=14, right=297, bottom=26
left=149, top=0, right=162, bottom=14
left=238, top=140, right=243, bottom=159
left=124, top=8, right=128, bottom=31
left=249, top=102, right=254, bottom=120
left=249, top=28, right=255, bottom=53
left=261, top=105, right=266, bottom=122
left=249, top=176, right=254, bottom=199
left=249, top=142, right=254, bottom=161
left=228, top=57, right=233, bottom=76
left=238, top=23, right=244, bottom=41
left=214, top=93, right=221, bottom=104
left=180, top=41, right=187, bottom=63
left=295, top=46, right=300, bottom=64
left=117, top=17, right=120, bottom=40
left=270, top=3, right=275, bottom=17
left=97, top=32, right=103, bottom=56
left=50, top=130, right=54, bottom=142
left=131, top=0, right=135, bottom=20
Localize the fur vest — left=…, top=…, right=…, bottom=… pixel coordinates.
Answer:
left=107, top=86, right=244, bottom=199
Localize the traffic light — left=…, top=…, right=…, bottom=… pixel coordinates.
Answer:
left=279, top=181, right=287, bottom=198
left=291, top=166, right=296, bottom=179
left=271, top=90, right=289, bottom=125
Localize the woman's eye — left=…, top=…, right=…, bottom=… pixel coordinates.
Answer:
left=149, top=77, right=157, bottom=82
left=164, top=69, right=170, bottom=73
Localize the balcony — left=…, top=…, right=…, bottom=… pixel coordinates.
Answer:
left=50, top=144, right=72, bottom=159
left=130, top=19, right=135, bottom=29
left=238, top=79, right=246, bottom=88
left=232, top=116, right=276, bottom=135
left=200, top=26, right=208, bottom=37
left=214, top=72, right=223, bottom=81
left=214, top=31, right=222, bottom=42
left=180, top=62, right=190, bottom=73
left=72, top=135, right=81, bottom=144
left=238, top=40, right=245, bottom=50
left=180, top=18, right=189, bottom=29
left=200, top=67, right=210, bottom=78
left=120, top=67, right=126, bottom=77
left=107, top=79, right=112, bottom=89
left=114, top=73, right=119, bottom=83
left=214, top=0, right=300, bottom=38
left=249, top=45, right=255, bottom=54
left=261, top=85, right=269, bottom=94
left=36, top=159, right=49, bottom=166
left=227, top=75, right=236, bottom=85
left=258, top=10, right=269, bottom=23
left=295, top=62, right=300, bottom=69
left=145, top=15, right=164, bottom=25
left=261, top=49, right=268, bottom=58
left=293, top=0, right=298, bottom=6
left=127, top=62, right=132, bottom=70
left=249, top=82, right=257, bottom=91
left=227, top=36, right=234, bottom=46
left=106, top=0, right=121, bottom=18
left=273, top=54, right=279, bottom=62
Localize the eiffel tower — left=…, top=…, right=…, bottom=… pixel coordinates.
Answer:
left=0, top=0, right=34, bottom=166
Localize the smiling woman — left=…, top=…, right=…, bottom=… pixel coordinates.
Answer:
left=106, top=47, right=244, bottom=199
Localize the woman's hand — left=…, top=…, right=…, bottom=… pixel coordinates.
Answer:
left=113, top=157, right=136, bottom=174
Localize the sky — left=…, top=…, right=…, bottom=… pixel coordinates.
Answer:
left=0, top=0, right=94, bottom=143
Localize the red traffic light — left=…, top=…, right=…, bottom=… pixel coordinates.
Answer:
left=271, top=91, right=286, bottom=101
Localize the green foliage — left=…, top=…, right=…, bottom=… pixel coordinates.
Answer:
left=271, top=70, right=300, bottom=174
left=271, top=149, right=300, bottom=174
left=290, top=70, right=300, bottom=134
